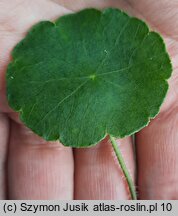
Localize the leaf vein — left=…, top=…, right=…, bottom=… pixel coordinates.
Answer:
left=35, top=79, right=89, bottom=127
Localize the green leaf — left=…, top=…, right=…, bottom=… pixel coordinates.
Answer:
left=6, top=8, right=172, bottom=147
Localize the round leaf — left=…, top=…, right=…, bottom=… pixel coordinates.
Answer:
left=6, top=8, right=172, bottom=147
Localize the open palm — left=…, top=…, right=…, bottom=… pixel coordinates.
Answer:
left=0, top=0, right=178, bottom=199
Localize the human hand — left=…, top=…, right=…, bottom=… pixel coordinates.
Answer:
left=0, top=0, right=177, bottom=199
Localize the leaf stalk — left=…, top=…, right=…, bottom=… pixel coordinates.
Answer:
left=109, top=135, right=137, bottom=200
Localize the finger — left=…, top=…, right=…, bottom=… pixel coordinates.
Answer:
left=136, top=110, right=178, bottom=199
left=0, top=113, right=9, bottom=199
left=74, top=136, right=135, bottom=199
left=135, top=15, right=178, bottom=199
left=8, top=120, right=74, bottom=200
left=125, top=0, right=178, bottom=37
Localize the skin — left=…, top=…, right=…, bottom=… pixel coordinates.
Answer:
left=0, top=0, right=178, bottom=200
